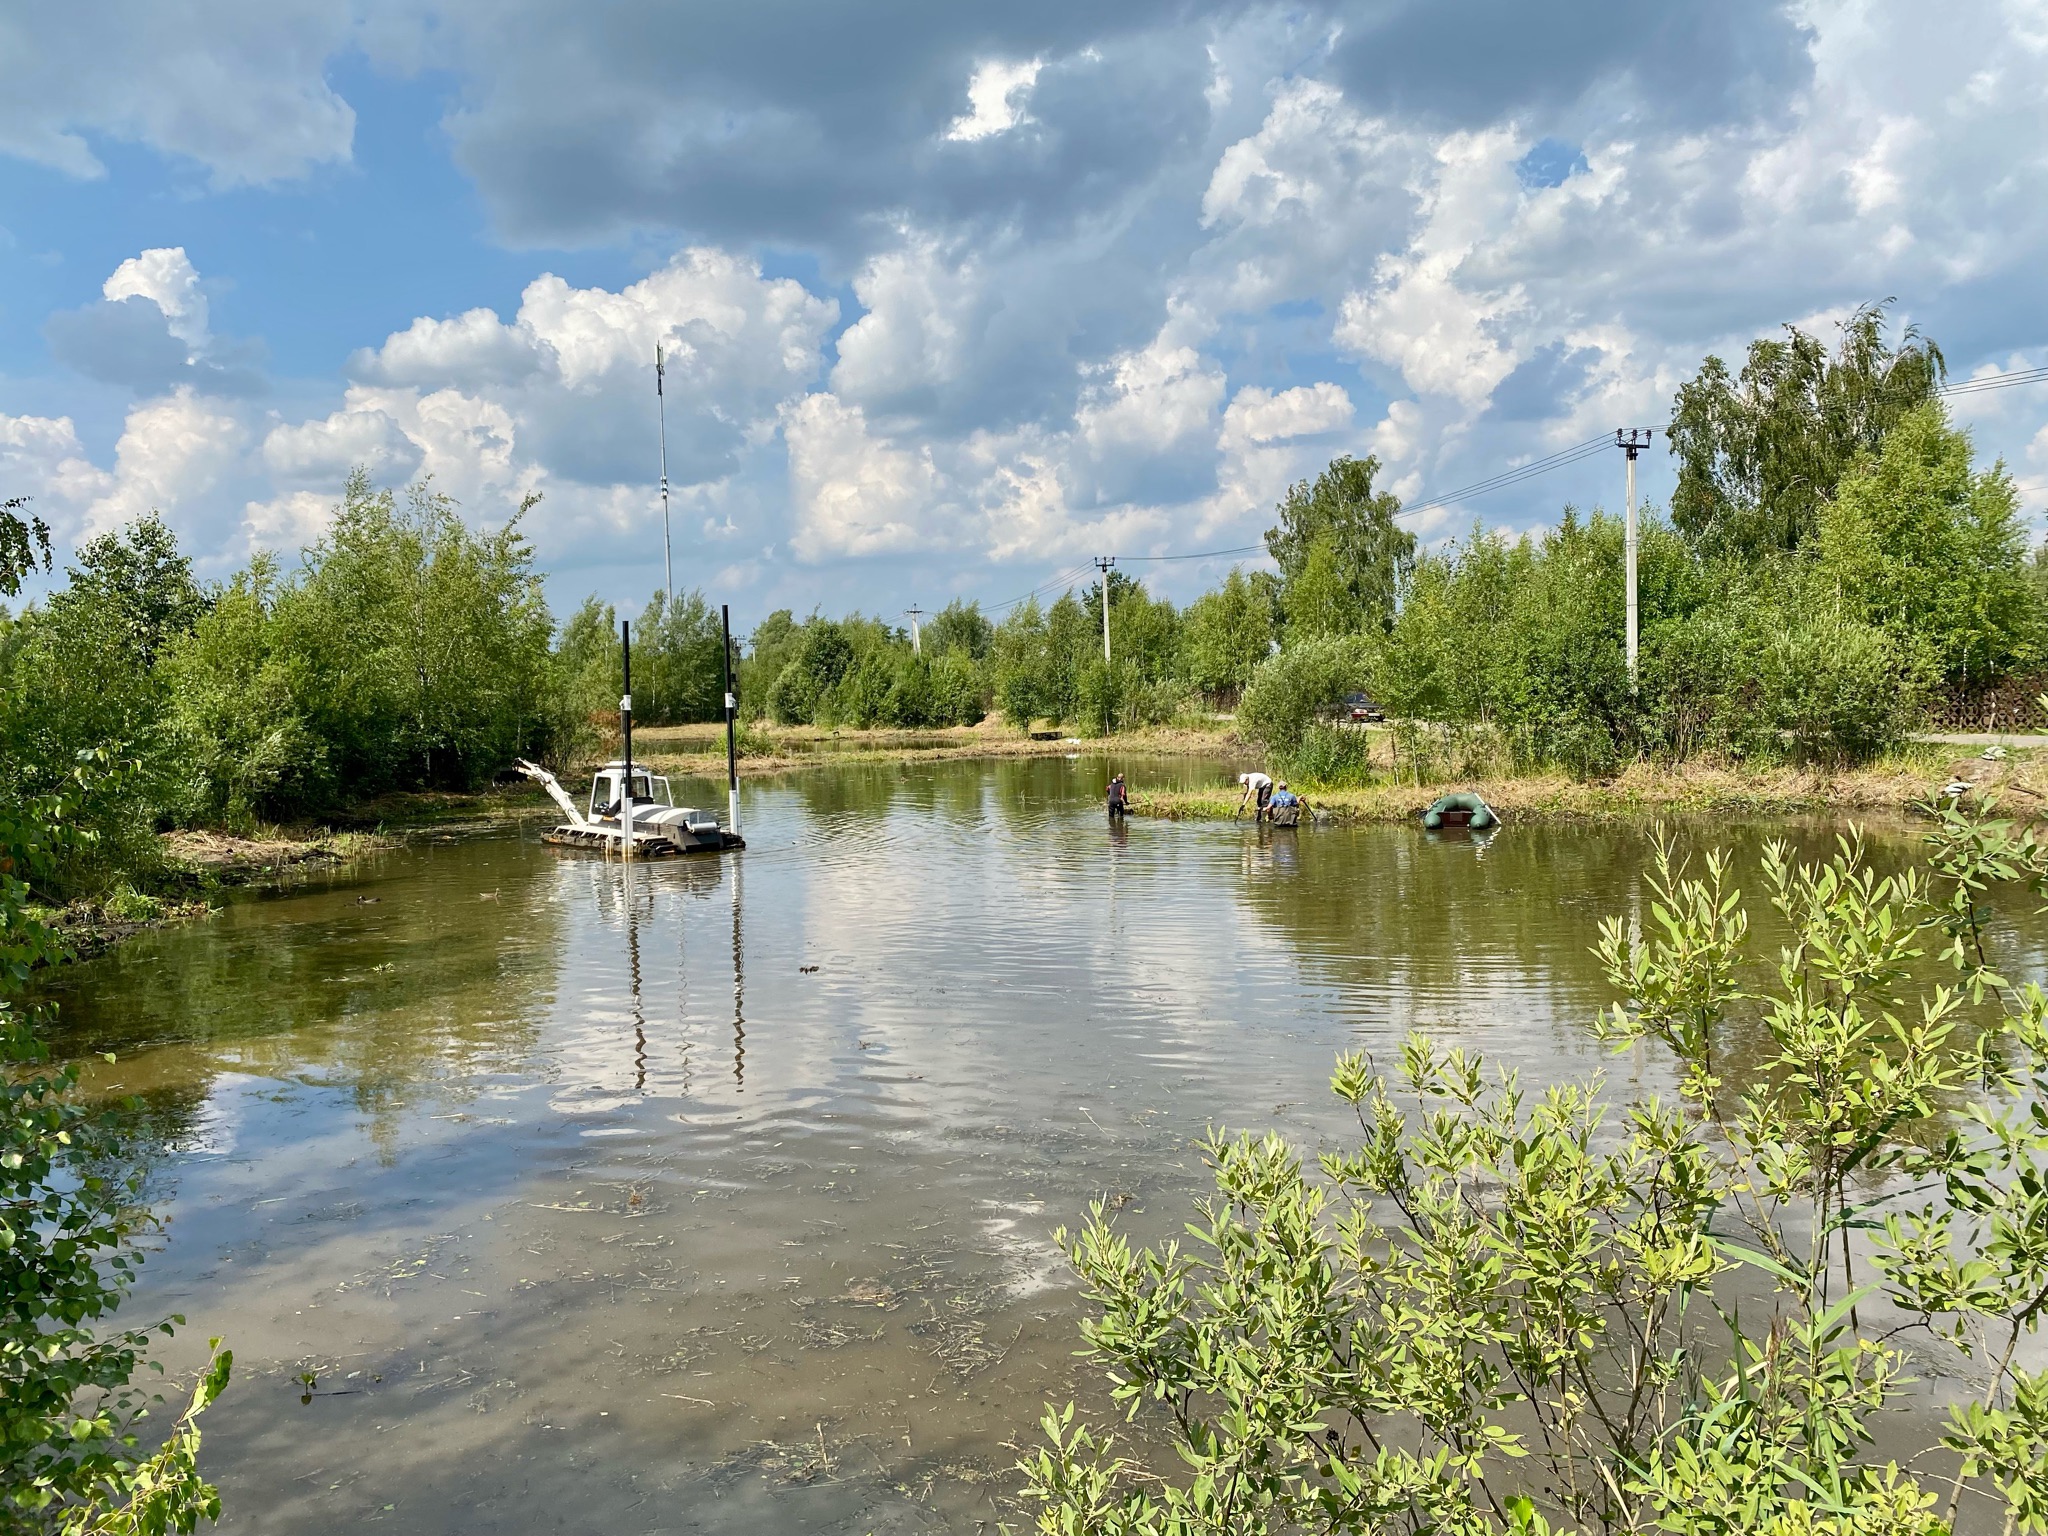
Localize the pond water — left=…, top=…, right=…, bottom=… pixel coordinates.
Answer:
left=38, top=757, right=2003, bottom=1534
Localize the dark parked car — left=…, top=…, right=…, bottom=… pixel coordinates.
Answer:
left=1341, top=692, right=1385, bottom=723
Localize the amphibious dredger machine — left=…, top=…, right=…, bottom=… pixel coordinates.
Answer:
left=519, top=612, right=745, bottom=858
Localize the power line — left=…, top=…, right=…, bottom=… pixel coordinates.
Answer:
left=1119, top=543, right=1266, bottom=563
left=984, top=560, right=1100, bottom=615
left=1394, top=434, right=1618, bottom=522
left=1942, top=364, right=2048, bottom=399
left=980, top=365, right=2048, bottom=607
left=1114, top=434, right=1617, bottom=573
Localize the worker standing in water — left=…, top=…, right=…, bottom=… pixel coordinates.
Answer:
left=1106, top=773, right=1129, bottom=819
left=1235, top=769, right=1273, bottom=821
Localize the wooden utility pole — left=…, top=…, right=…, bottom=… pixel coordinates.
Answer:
left=1094, top=556, right=1116, bottom=663
left=1615, top=429, right=1654, bottom=684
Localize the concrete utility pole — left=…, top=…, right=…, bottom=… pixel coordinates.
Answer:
left=1615, top=429, right=1655, bottom=685
left=905, top=606, right=923, bottom=657
left=1094, top=556, right=1116, bottom=663
left=655, top=344, right=673, bottom=610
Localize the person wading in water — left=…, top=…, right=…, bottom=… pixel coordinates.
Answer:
left=1235, top=770, right=1273, bottom=821
left=1106, top=773, right=1129, bottom=819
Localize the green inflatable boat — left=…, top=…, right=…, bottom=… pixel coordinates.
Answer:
left=1422, top=791, right=1499, bottom=830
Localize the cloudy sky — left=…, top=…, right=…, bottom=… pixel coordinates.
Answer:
left=4, top=0, right=2047, bottom=627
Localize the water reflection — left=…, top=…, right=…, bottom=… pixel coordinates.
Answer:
left=31, top=764, right=2004, bottom=1535
left=730, top=849, right=746, bottom=1092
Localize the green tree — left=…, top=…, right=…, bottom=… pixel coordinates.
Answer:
left=1280, top=534, right=1359, bottom=639
left=160, top=470, right=563, bottom=817
left=1265, top=456, right=1414, bottom=634
left=766, top=619, right=854, bottom=724
left=282, top=472, right=556, bottom=791
left=49, top=516, right=207, bottom=669
left=924, top=599, right=993, bottom=661
left=1762, top=606, right=1929, bottom=766
left=1092, top=576, right=1182, bottom=699
left=741, top=610, right=799, bottom=720
left=1182, top=568, right=1280, bottom=699
left=633, top=589, right=725, bottom=724
left=0, top=597, right=177, bottom=892
left=554, top=596, right=619, bottom=724
left=927, top=649, right=986, bottom=725
left=0, top=520, right=207, bottom=883
left=1816, top=402, right=2038, bottom=692
left=1374, top=512, right=1639, bottom=775
left=993, top=599, right=1051, bottom=730
left=162, top=556, right=329, bottom=825
left=0, top=496, right=51, bottom=600
left=1669, top=301, right=1946, bottom=558
left=1041, top=593, right=1095, bottom=725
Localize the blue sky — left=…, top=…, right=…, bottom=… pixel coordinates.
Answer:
left=4, top=1, right=2047, bottom=631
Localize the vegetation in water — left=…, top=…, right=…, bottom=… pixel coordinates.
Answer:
left=1018, top=796, right=2048, bottom=1535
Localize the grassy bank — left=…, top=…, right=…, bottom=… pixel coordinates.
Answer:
left=39, top=827, right=393, bottom=959
left=1131, top=742, right=2045, bottom=825
left=628, top=717, right=1254, bottom=779
left=611, top=719, right=2047, bottom=827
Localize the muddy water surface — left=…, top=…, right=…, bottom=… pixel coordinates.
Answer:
left=41, top=758, right=1971, bottom=1534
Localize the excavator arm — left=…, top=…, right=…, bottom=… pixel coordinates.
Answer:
left=515, top=759, right=588, bottom=829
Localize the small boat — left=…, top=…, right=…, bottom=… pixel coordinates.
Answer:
left=1422, top=791, right=1499, bottom=830
left=519, top=759, right=742, bottom=855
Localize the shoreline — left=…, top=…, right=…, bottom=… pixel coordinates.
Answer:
left=43, top=827, right=400, bottom=960
left=1130, top=750, right=2045, bottom=826
left=54, top=732, right=2039, bottom=960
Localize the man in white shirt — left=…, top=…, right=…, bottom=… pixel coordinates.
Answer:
left=1236, top=770, right=1273, bottom=820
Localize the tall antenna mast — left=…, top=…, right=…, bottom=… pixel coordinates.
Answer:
left=656, top=342, right=673, bottom=609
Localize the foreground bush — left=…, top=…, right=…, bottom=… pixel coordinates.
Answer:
left=1022, top=804, right=2048, bottom=1535
left=2, top=798, right=229, bottom=1533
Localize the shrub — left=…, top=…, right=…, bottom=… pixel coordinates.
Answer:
left=927, top=650, right=985, bottom=726
left=1763, top=610, right=1929, bottom=765
left=1023, top=809, right=2048, bottom=1536
left=1278, top=723, right=1375, bottom=786
left=1, top=800, right=231, bottom=1531
left=1238, top=635, right=1376, bottom=754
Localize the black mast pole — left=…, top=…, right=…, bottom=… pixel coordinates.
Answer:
left=720, top=604, right=740, bottom=840
left=620, top=619, right=634, bottom=856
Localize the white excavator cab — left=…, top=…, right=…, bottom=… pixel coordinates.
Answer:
left=586, top=765, right=674, bottom=821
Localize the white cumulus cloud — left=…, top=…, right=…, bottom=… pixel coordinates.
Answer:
left=782, top=393, right=941, bottom=560
left=103, top=248, right=210, bottom=347
left=86, top=389, right=248, bottom=539
left=946, top=58, right=1044, bottom=142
